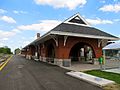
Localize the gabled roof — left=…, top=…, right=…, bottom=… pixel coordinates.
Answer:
left=49, top=13, right=119, bottom=40
left=64, top=13, right=89, bottom=26
left=50, top=23, right=118, bottom=39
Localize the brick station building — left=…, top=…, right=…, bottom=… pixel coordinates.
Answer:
left=21, top=13, right=119, bottom=67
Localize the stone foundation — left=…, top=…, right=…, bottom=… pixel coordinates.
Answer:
left=54, top=59, right=63, bottom=66
left=39, top=57, right=71, bottom=67
left=39, top=56, right=42, bottom=61
left=26, top=55, right=32, bottom=60
left=63, top=59, right=71, bottom=67
left=41, top=57, right=47, bottom=62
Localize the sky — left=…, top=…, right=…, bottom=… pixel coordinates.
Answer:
left=0, top=0, right=120, bottom=52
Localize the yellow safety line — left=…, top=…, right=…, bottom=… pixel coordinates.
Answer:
left=0, top=55, right=13, bottom=71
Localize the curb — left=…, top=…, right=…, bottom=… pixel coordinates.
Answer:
left=66, top=71, right=115, bottom=87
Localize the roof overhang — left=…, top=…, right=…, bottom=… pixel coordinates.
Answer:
left=50, top=31, right=120, bottom=40
left=23, top=31, right=119, bottom=49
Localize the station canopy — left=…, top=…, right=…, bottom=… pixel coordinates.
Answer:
left=103, top=42, right=120, bottom=50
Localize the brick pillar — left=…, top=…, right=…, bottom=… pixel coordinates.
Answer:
left=40, top=44, right=47, bottom=62
left=27, top=46, right=32, bottom=59
left=94, top=47, right=102, bottom=58
left=55, top=37, right=71, bottom=67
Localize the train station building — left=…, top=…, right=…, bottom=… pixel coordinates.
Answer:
left=21, top=13, right=119, bottom=67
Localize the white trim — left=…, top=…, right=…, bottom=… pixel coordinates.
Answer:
left=98, top=39, right=102, bottom=47
left=50, top=31, right=119, bottom=40
left=64, top=13, right=90, bottom=26
left=64, top=36, right=68, bottom=46
left=64, top=22, right=91, bottom=27
left=49, top=35, right=58, bottom=47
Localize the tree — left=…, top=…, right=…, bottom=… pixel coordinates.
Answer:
left=0, top=46, right=12, bottom=54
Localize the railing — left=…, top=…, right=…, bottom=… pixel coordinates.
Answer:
left=103, top=58, right=120, bottom=69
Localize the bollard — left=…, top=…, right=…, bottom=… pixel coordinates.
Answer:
left=98, top=57, right=103, bottom=70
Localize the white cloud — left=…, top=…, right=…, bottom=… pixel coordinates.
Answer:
left=18, top=37, right=35, bottom=48
left=17, top=20, right=61, bottom=32
left=99, top=3, right=120, bottom=13
left=12, top=29, right=21, bottom=33
left=114, top=0, right=118, bottom=2
left=22, top=41, right=31, bottom=47
left=0, top=28, right=20, bottom=47
left=86, top=18, right=113, bottom=25
left=0, top=16, right=16, bottom=24
left=34, top=0, right=87, bottom=10
left=2, top=38, right=9, bottom=41
left=13, top=10, right=19, bottom=14
left=0, top=20, right=61, bottom=47
left=0, top=42, right=5, bottom=47
left=0, top=9, right=7, bottom=14
left=13, top=10, right=27, bottom=14
left=113, top=19, right=120, bottom=22
left=99, top=0, right=106, bottom=3
left=0, top=30, right=16, bottom=39
left=0, top=28, right=21, bottom=42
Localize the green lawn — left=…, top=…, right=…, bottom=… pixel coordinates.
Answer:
left=84, top=70, right=120, bottom=84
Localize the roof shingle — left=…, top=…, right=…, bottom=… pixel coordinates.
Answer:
left=51, top=23, right=118, bottom=38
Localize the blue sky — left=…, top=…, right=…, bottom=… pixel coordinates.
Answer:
left=0, top=0, right=120, bottom=52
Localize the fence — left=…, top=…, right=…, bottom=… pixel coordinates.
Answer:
left=102, top=57, right=120, bottom=69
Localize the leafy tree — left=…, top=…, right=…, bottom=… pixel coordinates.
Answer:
left=0, top=46, right=12, bottom=54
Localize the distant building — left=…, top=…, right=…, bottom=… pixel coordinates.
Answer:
left=103, top=42, right=120, bottom=58
left=14, top=48, right=20, bottom=55
left=21, top=13, right=119, bottom=67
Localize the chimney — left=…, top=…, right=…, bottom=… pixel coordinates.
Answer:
left=37, top=33, right=40, bottom=39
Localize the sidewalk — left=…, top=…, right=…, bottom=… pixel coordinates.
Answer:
left=61, top=63, right=100, bottom=71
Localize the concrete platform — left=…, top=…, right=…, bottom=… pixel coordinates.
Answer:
left=66, top=71, right=115, bottom=87
left=61, top=63, right=100, bottom=71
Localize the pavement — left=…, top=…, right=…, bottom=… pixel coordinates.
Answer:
left=0, top=55, right=102, bottom=90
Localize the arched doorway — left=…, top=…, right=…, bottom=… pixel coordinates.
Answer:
left=69, top=42, right=95, bottom=63
left=47, top=44, right=55, bottom=63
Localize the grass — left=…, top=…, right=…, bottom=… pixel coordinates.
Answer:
left=84, top=70, right=120, bottom=84
left=84, top=70, right=120, bottom=90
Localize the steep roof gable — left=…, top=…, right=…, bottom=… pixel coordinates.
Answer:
left=64, top=13, right=89, bottom=26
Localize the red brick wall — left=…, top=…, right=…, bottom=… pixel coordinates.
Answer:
left=37, top=36, right=102, bottom=59
left=42, top=36, right=102, bottom=59
left=66, top=36, right=102, bottom=58
left=26, top=45, right=36, bottom=56
left=56, top=36, right=70, bottom=59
